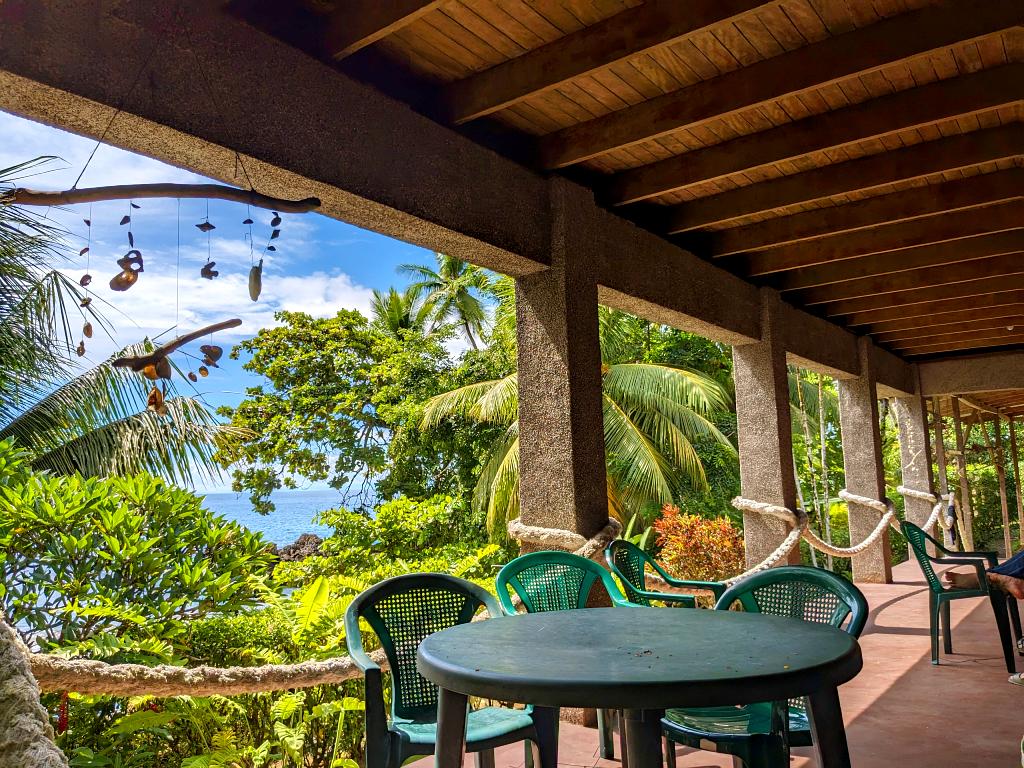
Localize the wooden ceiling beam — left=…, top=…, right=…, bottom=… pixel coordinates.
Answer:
left=703, top=169, right=1024, bottom=256
left=537, top=0, right=1022, bottom=169
left=739, top=201, right=1024, bottom=278
left=324, top=1, right=444, bottom=60
left=824, top=271, right=1024, bottom=318
left=846, top=288, right=1024, bottom=327
left=899, top=331, right=1024, bottom=357
left=876, top=317, right=1024, bottom=345
left=664, top=123, right=1022, bottom=233
left=443, top=0, right=770, bottom=125
left=770, top=230, right=1024, bottom=292
left=607, top=64, right=1024, bottom=206
left=797, top=250, right=1024, bottom=306
left=864, top=302, right=1024, bottom=335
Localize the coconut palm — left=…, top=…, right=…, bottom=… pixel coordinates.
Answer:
left=370, top=285, right=434, bottom=337
left=399, top=253, right=489, bottom=349
left=0, top=158, right=244, bottom=483
left=422, top=300, right=735, bottom=539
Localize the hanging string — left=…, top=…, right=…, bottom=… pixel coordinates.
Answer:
left=175, top=199, right=181, bottom=329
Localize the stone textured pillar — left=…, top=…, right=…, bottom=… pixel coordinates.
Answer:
left=515, top=179, right=607, bottom=540
left=894, top=386, right=935, bottom=557
left=732, top=289, right=800, bottom=567
left=951, top=397, right=976, bottom=550
left=838, top=338, right=892, bottom=583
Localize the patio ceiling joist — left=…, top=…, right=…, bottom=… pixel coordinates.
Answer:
left=876, top=317, right=1024, bottom=345
left=866, top=303, right=1024, bottom=335
left=606, top=63, right=1024, bottom=206
left=535, top=0, right=1020, bottom=169
left=703, top=169, right=1024, bottom=256
left=844, top=288, right=1024, bottom=328
left=441, top=0, right=771, bottom=125
left=822, top=272, right=1024, bottom=319
left=663, top=124, right=1022, bottom=233
left=325, top=1, right=444, bottom=60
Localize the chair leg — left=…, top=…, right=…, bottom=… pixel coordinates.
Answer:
left=941, top=599, right=953, bottom=654
left=598, top=708, right=615, bottom=760
left=928, top=591, right=940, bottom=665
left=1008, top=597, right=1023, bottom=653
left=475, top=749, right=496, bottom=768
left=989, top=590, right=1017, bottom=674
left=525, top=741, right=535, bottom=768
left=662, top=736, right=676, bottom=768
left=531, top=706, right=560, bottom=768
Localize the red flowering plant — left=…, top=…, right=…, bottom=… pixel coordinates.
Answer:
left=653, top=504, right=745, bottom=584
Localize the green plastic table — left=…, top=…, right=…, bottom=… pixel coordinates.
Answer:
left=417, top=607, right=862, bottom=768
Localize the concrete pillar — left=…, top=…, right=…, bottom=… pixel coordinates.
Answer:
left=894, top=388, right=935, bottom=559
left=951, top=397, right=976, bottom=550
left=838, top=337, right=892, bottom=583
left=515, top=179, right=607, bottom=540
left=732, top=289, right=800, bottom=567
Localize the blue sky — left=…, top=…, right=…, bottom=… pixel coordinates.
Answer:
left=1, top=109, right=443, bottom=491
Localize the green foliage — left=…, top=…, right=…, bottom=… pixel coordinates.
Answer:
left=399, top=253, right=490, bottom=349
left=0, top=440, right=273, bottom=650
left=652, top=504, right=746, bottom=582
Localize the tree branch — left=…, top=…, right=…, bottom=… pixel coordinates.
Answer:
left=4, top=183, right=321, bottom=213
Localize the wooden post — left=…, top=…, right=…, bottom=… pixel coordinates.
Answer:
left=932, top=397, right=953, bottom=547
left=1011, top=415, right=1024, bottom=545
left=951, top=397, right=975, bottom=550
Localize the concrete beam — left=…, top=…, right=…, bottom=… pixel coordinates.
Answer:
left=918, top=351, right=1024, bottom=396
left=0, top=0, right=551, bottom=278
left=838, top=338, right=892, bottom=583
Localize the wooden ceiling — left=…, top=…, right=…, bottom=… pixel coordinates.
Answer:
left=234, top=0, right=1024, bottom=361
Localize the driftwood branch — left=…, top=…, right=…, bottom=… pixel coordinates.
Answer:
left=111, top=318, right=242, bottom=372
left=3, top=184, right=320, bottom=213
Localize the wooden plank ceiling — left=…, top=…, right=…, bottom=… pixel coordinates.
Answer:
left=234, top=0, right=1024, bottom=362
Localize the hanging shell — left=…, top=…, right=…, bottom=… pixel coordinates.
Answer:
left=200, top=262, right=219, bottom=280
left=80, top=297, right=92, bottom=308
left=146, top=386, right=168, bottom=416
left=141, top=358, right=172, bottom=381
left=187, top=371, right=198, bottom=383
left=79, top=274, right=92, bottom=287
left=248, top=258, right=263, bottom=302
left=110, top=269, right=138, bottom=291
left=199, top=344, right=223, bottom=362
left=76, top=340, right=86, bottom=357
left=118, top=250, right=144, bottom=273
left=196, top=220, right=216, bottom=233
left=198, top=366, right=209, bottom=378
left=83, top=322, right=93, bottom=339
left=270, top=213, right=282, bottom=227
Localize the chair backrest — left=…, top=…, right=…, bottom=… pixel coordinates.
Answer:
left=901, top=521, right=943, bottom=593
left=715, top=566, right=869, bottom=638
left=345, top=573, right=500, bottom=720
left=495, top=550, right=625, bottom=614
left=606, top=539, right=658, bottom=606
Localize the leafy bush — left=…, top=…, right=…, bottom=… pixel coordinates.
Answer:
left=652, top=504, right=745, bottom=582
left=0, top=445, right=274, bottom=652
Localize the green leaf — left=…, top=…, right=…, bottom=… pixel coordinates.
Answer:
left=104, top=709, right=178, bottom=735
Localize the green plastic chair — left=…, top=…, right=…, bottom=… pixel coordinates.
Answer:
left=661, top=566, right=868, bottom=768
left=345, top=573, right=558, bottom=768
left=605, top=539, right=726, bottom=607
left=902, top=520, right=1022, bottom=671
left=495, top=551, right=635, bottom=763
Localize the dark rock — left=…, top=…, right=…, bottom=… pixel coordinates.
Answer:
left=277, top=533, right=323, bottom=561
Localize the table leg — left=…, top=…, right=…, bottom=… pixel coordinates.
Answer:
left=435, top=687, right=469, bottom=768
left=622, top=709, right=663, bottom=768
left=807, top=686, right=850, bottom=768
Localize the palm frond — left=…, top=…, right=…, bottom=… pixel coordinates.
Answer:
left=603, top=363, right=732, bottom=415
left=421, top=375, right=517, bottom=428
left=602, top=393, right=675, bottom=509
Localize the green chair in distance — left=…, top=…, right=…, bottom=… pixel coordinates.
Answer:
left=902, top=520, right=1022, bottom=671
left=495, top=551, right=635, bottom=764
left=661, top=566, right=868, bottom=768
left=345, top=572, right=559, bottom=768
left=606, top=539, right=726, bottom=608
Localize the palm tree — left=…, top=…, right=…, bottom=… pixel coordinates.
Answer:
left=370, top=285, right=434, bottom=337
left=422, top=297, right=735, bottom=539
left=399, top=253, right=489, bottom=349
left=0, top=159, right=243, bottom=483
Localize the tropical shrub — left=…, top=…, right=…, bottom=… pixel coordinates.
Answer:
left=653, top=504, right=745, bottom=582
left=0, top=440, right=274, bottom=651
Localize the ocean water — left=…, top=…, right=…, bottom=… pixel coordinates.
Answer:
left=201, top=489, right=338, bottom=545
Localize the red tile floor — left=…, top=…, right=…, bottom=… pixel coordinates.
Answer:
left=421, top=559, right=1023, bottom=768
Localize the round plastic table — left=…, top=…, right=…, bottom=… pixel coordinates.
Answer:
left=417, top=607, right=862, bottom=768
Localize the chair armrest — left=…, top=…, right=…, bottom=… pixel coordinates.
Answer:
left=937, top=557, right=989, bottom=590
left=661, top=577, right=727, bottom=599
left=626, top=588, right=698, bottom=608
left=957, top=550, right=999, bottom=568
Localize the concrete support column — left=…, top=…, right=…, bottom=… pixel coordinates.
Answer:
left=838, top=338, right=892, bottom=583
left=515, top=179, right=607, bottom=541
left=894, top=387, right=936, bottom=552
left=732, top=289, right=800, bottom=567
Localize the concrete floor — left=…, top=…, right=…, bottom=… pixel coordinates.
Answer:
left=419, top=559, right=1022, bottom=768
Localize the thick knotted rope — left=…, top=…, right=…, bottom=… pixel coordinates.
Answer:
left=506, top=517, right=622, bottom=560
left=898, top=486, right=954, bottom=532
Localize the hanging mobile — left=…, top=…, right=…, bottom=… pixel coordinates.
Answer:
left=110, top=201, right=144, bottom=291
left=198, top=199, right=218, bottom=279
